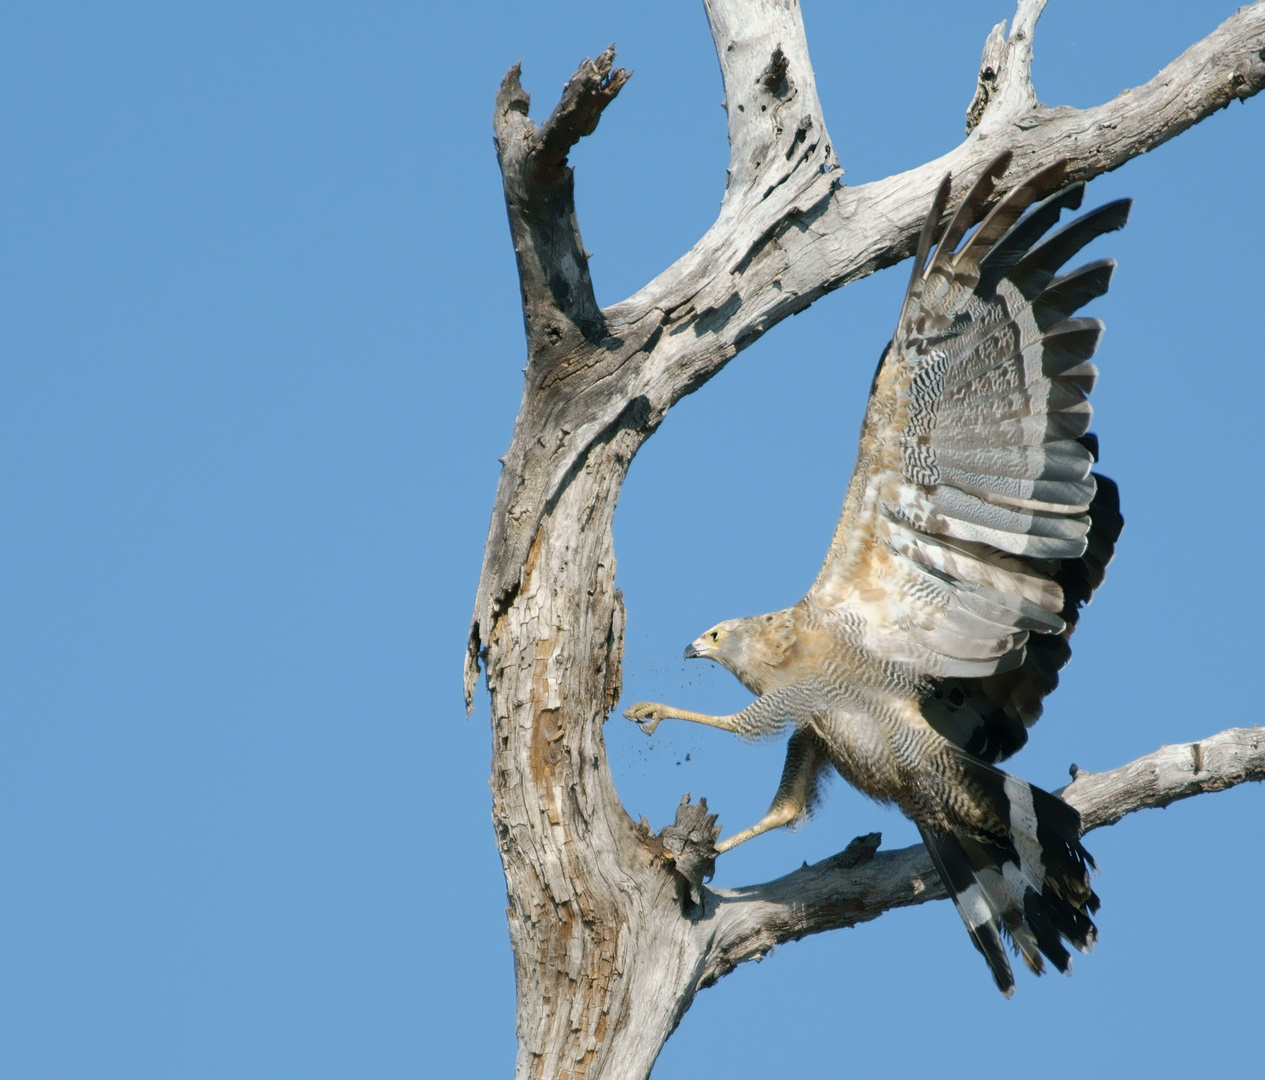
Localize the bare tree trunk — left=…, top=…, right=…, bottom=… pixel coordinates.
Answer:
left=466, top=3, right=1265, bottom=1078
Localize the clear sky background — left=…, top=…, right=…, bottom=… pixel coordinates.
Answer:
left=3, top=2, right=1263, bottom=1077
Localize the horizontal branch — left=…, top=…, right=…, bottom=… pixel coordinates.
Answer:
left=696, top=726, right=1265, bottom=990
left=1066, top=726, right=1265, bottom=830
left=618, top=1, right=1265, bottom=404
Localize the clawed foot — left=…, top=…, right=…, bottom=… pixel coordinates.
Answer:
left=624, top=701, right=670, bottom=736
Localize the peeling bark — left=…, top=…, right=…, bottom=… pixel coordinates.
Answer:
left=469, top=3, right=1265, bottom=1078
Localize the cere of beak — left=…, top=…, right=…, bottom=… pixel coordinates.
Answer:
left=683, top=642, right=701, bottom=660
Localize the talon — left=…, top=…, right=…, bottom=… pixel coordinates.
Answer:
left=624, top=702, right=663, bottom=736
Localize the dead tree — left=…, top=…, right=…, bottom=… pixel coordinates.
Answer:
left=465, top=2, right=1265, bottom=1077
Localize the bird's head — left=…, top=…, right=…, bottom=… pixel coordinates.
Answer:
left=683, top=619, right=742, bottom=664
left=684, top=611, right=796, bottom=695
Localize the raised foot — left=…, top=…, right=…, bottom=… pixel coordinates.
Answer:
left=624, top=701, right=669, bottom=736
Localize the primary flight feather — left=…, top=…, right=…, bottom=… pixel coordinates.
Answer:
left=625, top=153, right=1129, bottom=995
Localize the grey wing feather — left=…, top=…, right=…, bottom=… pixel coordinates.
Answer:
left=924, top=472, right=1123, bottom=762
left=811, top=155, right=1129, bottom=681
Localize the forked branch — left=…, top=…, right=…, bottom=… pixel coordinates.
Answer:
left=491, top=46, right=630, bottom=359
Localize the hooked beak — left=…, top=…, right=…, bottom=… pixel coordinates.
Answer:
left=683, top=641, right=702, bottom=660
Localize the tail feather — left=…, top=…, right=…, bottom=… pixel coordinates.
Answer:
left=921, top=761, right=1098, bottom=995
left=921, top=826, right=1018, bottom=996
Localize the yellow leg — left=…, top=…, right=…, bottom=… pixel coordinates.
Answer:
left=715, top=801, right=804, bottom=853
left=715, top=727, right=833, bottom=854
left=623, top=701, right=742, bottom=737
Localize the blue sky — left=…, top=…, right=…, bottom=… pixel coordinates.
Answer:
left=2, top=2, right=1263, bottom=1077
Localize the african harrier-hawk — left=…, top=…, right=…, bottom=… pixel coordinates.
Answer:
left=626, top=152, right=1128, bottom=995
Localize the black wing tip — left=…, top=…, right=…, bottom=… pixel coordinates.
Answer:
left=937, top=153, right=1014, bottom=260
left=903, top=174, right=955, bottom=308
left=1058, top=180, right=1087, bottom=212
left=1103, top=196, right=1134, bottom=227
left=920, top=175, right=954, bottom=256
left=1089, top=471, right=1122, bottom=518
left=986, top=148, right=1014, bottom=179
left=975, top=180, right=1089, bottom=296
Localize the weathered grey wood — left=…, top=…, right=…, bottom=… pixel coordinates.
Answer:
left=469, top=3, right=1265, bottom=1078
left=966, top=0, right=1044, bottom=132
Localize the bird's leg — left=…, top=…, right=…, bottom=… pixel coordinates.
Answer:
left=626, top=690, right=798, bottom=738
left=623, top=701, right=743, bottom=737
left=715, top=800, right=804, bottom=854
left=716, top=727, right=832, bottom=854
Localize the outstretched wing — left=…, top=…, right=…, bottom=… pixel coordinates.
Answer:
left=809, top=153, right=1129, bottom=690
left=921, top=469, right=1122, bottom=762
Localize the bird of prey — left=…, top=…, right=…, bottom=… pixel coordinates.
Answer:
left=625, top=152, right=1128, bottom=995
